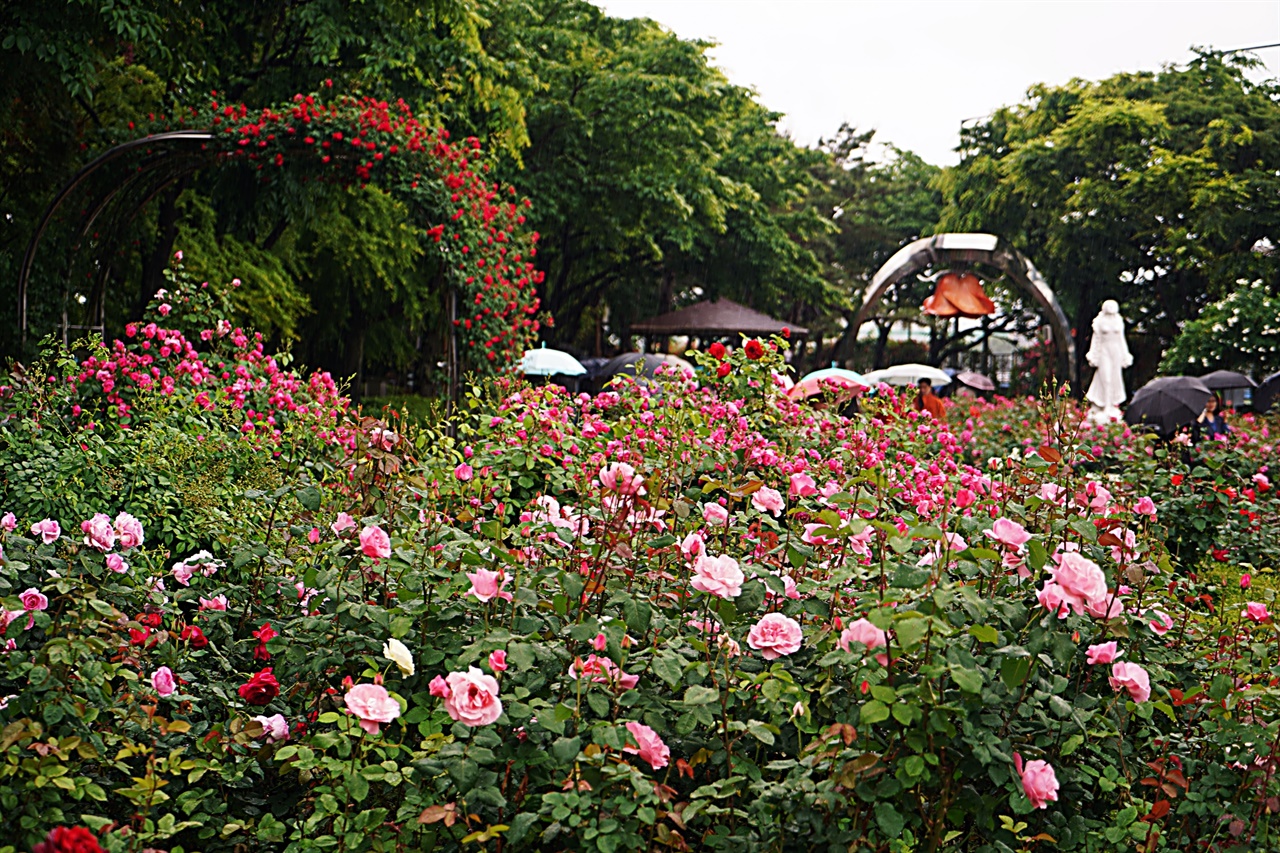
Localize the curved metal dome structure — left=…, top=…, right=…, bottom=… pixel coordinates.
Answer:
left=851, top=233, right=1076, bottom=385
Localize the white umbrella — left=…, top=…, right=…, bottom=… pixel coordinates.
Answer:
left=520, top=344, right=586, bottom=377
left=862, top=363, right=951, bottom=387
left=799, top=367, right=868, bottom=386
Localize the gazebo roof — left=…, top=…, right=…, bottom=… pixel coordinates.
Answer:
left=631, top=298, right=806, bottom=337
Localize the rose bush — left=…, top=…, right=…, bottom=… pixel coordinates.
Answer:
left=2, top=305, right=1280, bottom=851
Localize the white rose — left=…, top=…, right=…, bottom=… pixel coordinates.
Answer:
left=383, top=637, right=415, bottom=676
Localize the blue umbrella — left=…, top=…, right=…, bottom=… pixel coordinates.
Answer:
left=520, top=344, right=586, bottom=377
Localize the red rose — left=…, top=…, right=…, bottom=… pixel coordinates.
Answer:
left=238, top=667, right=280, bottom=705
left=135, top=613, right=163, bottom=628
left=716, top=362, right=732, bottom=379
left=708, top=342, right=726, bottom=360
left=743, top=339, right=764, bottom=360
left=180, top=625, right=208, bottom=649
left=781, top=327, right=790, bottom=339
left=1171, top=474, right=1183, bottom=486
left=33, top=826, right=103, bottom=853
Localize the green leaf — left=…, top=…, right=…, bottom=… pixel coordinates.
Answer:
left=346, top=772, right=369, bottom=803
left=894, top=616, right=929, bottom=650
left=860, top=700, right=891, bottom=725
left=683, top=685, right=719, bottom=706
left=949, top=663, right=983, bottom=693
left=968, top=624, right=999, bottom=644
left=551, top=736, right=581, bottom=763
left=1061, top=734, right=1084, bottom=756
left=294, top=486, right=322, bottom=511
left=875, top=802, right=904, bottom=837
left=746, top=720, right=776, bottom=745
left=1001, top=657, right=1032, bottom=690
left=652, top=651, right=684, bottom=687
left=890, top=565, right=932, bottom=589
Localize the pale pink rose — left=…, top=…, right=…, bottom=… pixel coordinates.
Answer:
left=599, top=462, right=645, bottom=496
left=1036, top=582, right=1071, bottom=619
left=1014, top=752, right=1059, bottom=809
left=1037, top=483, right=1065, bottom=504
left=1108, top=528, right=1138, bottom=563
left=428, top=675, right=451, bottom=698
left=752, top=487, right=785, bottom=518
left=331, top=512, right=356, bottom=535
left=1134, top=496, right=1157, bottom=517
left=839, top=618, right=889, bottom=665
left=344, top=682, right=402, bottom=734
left=113, top=512, right=145, bottom=549
left=680, top=532, right=706, bottom=559
left=151, top=666, right=176, bottom=697
left=801, top=523, right=835, bottom=546
left=789, top=472, right=817, bottom=497
left=359, top=525, right=391, bottom=559
left=568, top=654, right=638, bottom=689
left=747, top=612, right=803, bottom=660
left=848, top=526, right=875, bottom=557
left=199, top=595, right=228, bottom=611
left=624, top=721, right=670, bottom=770
left=253, top=713, right=290, bottom=743
left=702, top=503, right=729, bottom=526
left=30, top=518, right=60, bottom=544
left=1086, top=641, right=1122, bottom=665
left=80, top=513, right=116, bottom=552
left=1083, top=593, right=1124, bottom=620
left=1079, top=481, right=1112, bottom=511
left=19, top=588, right=47, bottom=611
left=1109, top=661, right=1152, bottom=703
left=466, top=568, right=513, bottom=603
left=1050, top=552, right=1108, bottom=614
left=443, top=666, right=503, bottom=726
left=370, top=427, right=399, bottom=450
left=171, top=563, right=195, bottom=586
left=1144, top=609, right=1173, bottom=635
left=987, top=518, right=1031, bottom=549
left=1244, top=602, right=1270, bottom=623
left=691, top=554, right=744, bottom=599
left=488, top=650, right=508, bottom=672
left=454, top=463, right=474, bottom=482
left=106, top=553, right=129, bottom=574
left=0, top=512, right=15, bottom=532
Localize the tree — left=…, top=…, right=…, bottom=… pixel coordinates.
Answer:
left=1161, top=278, right=1280, bottom=377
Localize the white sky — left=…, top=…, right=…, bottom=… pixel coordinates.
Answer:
left=594, top=0, right=1280, bottom=164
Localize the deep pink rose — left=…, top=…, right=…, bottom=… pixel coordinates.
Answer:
left=680, top=532, right=705, bottom=559
left=1244, top=602, right=1270, bottom=623
left=465, top=568, right=513, bottom=603
left=151, top=666, right=176, bottom=697
left=443, top=666, right=503, bottom=726
left=428, top=674, right=450, bottom=698
left=488, top=650, right=508, bottom=672
left=113, top=512, right=145, bottom=549
left=331, top=512, right=356, bottom=535
left=19, top=588, right=48, bottom=612
left=801, top=523, right=835, bottom=546
left=1015, top=752, right=1059, bottom=809
left=254, top=713, right=290, bottom=743
left=599, top=462, right=645, bottom=495
left=691, top=554, right=744, bottom=599
left=987, top=518, right=1031, bottom=549
left=359, top=525, right=391, bottom=559
left=80, top=513, right=116, bottom=552
left=30, top=519, right=60, bottom=544
left=344, top=682, right=402, bottom=734
left=839, top=618, right=888, bottom=665
left=1134, top=496, right=1157, bottom=516
left=747, top=612, right=803, bottom=660
left=751, top=487, right=785, bottom=518
left=1086, top=642, right=1121, bottom=665
left=789, top=472, right=817, bottom=497
left=199, top=595, right=228, bottom=611
left=624, top=721, right=670, bottom=770
left=454, top=463, right=474, bottom=481
left=702, top=503, right=729, bottom=526
left=106, top=553, right=129, bottom=574
left=1109, top=661, right=1151, bottom=703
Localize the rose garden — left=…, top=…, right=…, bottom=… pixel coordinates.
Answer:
left=4, top=3, right=1280, bottom=852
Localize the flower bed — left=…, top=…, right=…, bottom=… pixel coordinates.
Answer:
left=2, top=291, right=1280, bottom=852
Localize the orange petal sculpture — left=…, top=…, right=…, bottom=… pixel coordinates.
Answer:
left=922, top=272, right=996, bottom=318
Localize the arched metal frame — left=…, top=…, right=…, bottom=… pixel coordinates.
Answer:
left=851, top=233, right=1076, bottom=385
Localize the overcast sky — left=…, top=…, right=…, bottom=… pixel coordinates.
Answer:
left=594, top=0, right=1280, bottom=165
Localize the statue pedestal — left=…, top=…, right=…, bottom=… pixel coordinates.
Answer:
left=1087, top=404, right=1123, bottom=426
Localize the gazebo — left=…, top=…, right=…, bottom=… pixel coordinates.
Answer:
left=631, top=298, right=806, bottom=341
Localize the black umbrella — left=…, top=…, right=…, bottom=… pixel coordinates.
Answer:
left=598, top=353, right=695, bottom=382
left=1198, top=370, right=1256, bottom=390
left=956, top=370, right=996, bottom=391
left=1256, top=372, right=1280, bottom=414
left=1124, top=376, right=1212, bottom=436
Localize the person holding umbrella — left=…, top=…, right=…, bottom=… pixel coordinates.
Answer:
left=1193, top=394, right=1229, bottom=443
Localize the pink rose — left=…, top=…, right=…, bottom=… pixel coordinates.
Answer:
left=199, top=595, right=228, bottom=611
left=80, top=513, right=116, bottom=552
left=331, top=512, right=356, bottom=535
left=801, top=523, right=835, bottom=546
left=691, top=554, right=745, bottom=599
left=789, top=472, right=817, bottom=497
left=702, top=503, right=729, bottom=526
left=987, top=518, right=1031, bottom=549
left=592, top=633, right=607, bottom=651
left=1049, top=552, right=1108, bottom=615
left=19, top=588, right=48, bottom=611
left=113, top=512, right=145, bottom=549
left=680, top=532, right=705, bottom=559
left=171, top=563, right=195, bottom=587
left=30, top=519, right=60, bottom=544
left=1244, top=602, right=1270, bottom=623
left=1144, top=609, right=1173, bottom=635
left=599, top=462, right=645, bottom=496
left=253, top=713, right=290, bottom=743
left=747, top=612, right=803, bottom=660
left=454, top=463, right=474, bottom=482
left=1108, top=528, right=1137, bottom=563
left=839, top=618, right=889, bottom=665
left=344, top=682, right=402, bottom=734
left=0, top=512, right=15, bottom=532
left=307, top=527, right=320, bottom=544
left=1083, top=593, right=1124, bottom=620
left=151, top=666, right=176, bottom=697
left=1014, top=752, right=1059, bottom=809
left=359, top=525, right=391, bottom=559
left=1086, top=642, right=1121, bottom=665
left=443, top=666, right=503, bottom=726
left=1109, top=661, right=1152, bottom=703
left=1134, top=496, right=1157, bottom=517
left=1241, top=573, right=1252, bottom=589
left=466, top=568, right=513, bottom=603
left=751, top=487, right=785, bottom=518
left=1038, top=483, right=1065, bottom=504
left=428, top=675, right=450, bottom=698
left=106, top=553, right=129, bottom=574
left=624, top=721, right=670, bottom=770
left=488, top=650, right=508, bottom=672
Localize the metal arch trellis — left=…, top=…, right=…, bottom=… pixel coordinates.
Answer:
left=850, top=233, right=1077, bottom=387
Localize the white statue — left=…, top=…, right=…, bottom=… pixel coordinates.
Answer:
left=1085, top=299, right=1132, bottom=423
